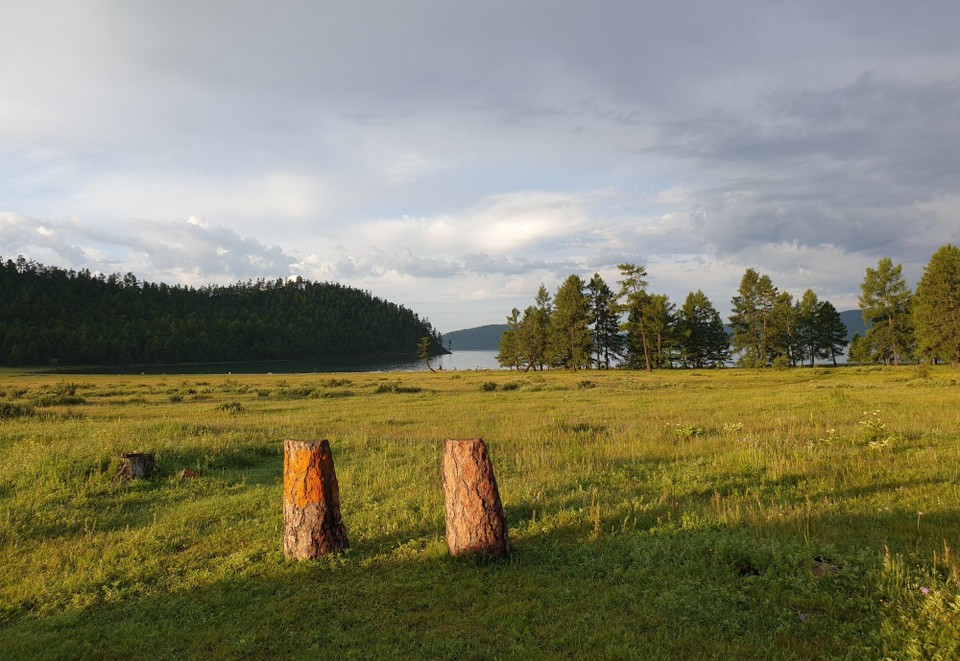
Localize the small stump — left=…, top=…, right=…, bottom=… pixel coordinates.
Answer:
left=283, top=439, right=349, bottom=559
left=117, top=452, right=154, bottom=482
left=442, top=438, right=509, bottom=557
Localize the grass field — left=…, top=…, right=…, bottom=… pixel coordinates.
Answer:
left=2, top=366, right=960, bottom=659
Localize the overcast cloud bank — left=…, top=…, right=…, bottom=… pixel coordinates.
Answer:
left=2, top=1, right=959, bottom=331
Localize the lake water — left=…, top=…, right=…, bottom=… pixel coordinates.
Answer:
left=59, top=349, right=503, bottom=375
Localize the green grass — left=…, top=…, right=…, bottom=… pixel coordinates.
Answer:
left=2, top=367, right=960, bottom=658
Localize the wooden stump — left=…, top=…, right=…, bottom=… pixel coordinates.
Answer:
left=283, top=439, right=349, bottom=559
left=442, top=438, right=509, bottom=557
left=117, top=452, right=154, bottom=482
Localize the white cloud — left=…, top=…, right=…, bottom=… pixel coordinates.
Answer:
left=3, top=3, right=960, bottom=331
left=0, top=212, right=295, bottom=285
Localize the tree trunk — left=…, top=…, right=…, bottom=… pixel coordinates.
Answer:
left=442, top=438, right=509, bottom=558
left=118, top=453, right=154, bottom=482
left=283, top=439, right=349, bottom=560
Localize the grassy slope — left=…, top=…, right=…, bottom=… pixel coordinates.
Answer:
left=1, top=368, right=960, bottom=659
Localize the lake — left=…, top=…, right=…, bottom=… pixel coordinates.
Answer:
left=58, top=349, right=503, bottom=375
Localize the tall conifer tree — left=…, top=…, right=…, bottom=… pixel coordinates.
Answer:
left=730, top=268, right=779, bottom=367
left=914, top=244, right=960, bottom=366
left=859, top=257, right=913, bottom=366
left=547, top=275, right=592, bottom=370
left=617, top=263, right=652, bottom=371
left=586, top=273, right=623, bottom=369
left=678, top=290, right=730, bottom=368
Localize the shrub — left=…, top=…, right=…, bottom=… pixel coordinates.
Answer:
left=319, top=390, right=355, bottom=399
left=0, top=402, right=34, bottom=419
left=480, top=381, right=498, bottom=392
left=34, top=394, right=86, bottom=407
left=375, top=383, right=423, bottom=394
left=32, top=382, right=87, bottom=407
left=772, top=356, right=791, bottom=370
left=217, top=401, right=245, bottom=414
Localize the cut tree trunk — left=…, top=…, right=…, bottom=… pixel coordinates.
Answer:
left=442, top=438, right=509, bottom=557
left=117, top=453, right=154, bottom=482
left=283, top=439, right=349, bottom=560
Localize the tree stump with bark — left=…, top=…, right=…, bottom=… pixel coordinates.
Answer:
left=283, top=438, right=349, bottom=560
left=442, top=438, right=509, bottom=557
left=117, top=452, right=154, bottom=482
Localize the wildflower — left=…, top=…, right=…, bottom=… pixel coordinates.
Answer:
left=798, top=613, right=807, bottom=622
left=920, top=587, right=930, bottom=596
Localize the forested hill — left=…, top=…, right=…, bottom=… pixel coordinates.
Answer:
left=0, top=256, right=443, bottom=366
left=443, top=324, right=509, bottom=350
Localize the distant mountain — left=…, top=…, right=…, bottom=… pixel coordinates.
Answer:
left=840, top=309, right=866, bottom=342
left=443, top=324, right=508, bottom=351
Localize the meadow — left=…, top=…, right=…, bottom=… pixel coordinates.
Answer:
left=1, top=366, right=959, bottom=659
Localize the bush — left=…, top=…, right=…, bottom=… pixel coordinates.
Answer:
left=375, top=383, right=423, bottom=394
left=34, top=394, right=86, bottom=407
left=217, top=401, right=245, bottom=414
left=0, top=401, right=35, bottom=419
left=319, top=390, right=354, bottom=399
left=480, top=381, right=498, bottom=392
left=31, top=382, right=87, bottom=407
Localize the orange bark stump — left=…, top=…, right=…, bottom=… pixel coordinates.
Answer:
left=442, top=438, right=509, bottom=557
left=283, top=439, right=349, bottom=559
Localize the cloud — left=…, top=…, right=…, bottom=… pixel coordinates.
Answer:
left=0, top=212, right=296, bottom=285
left=4, top=3, right=960, bottom=332
left=645, top=73, right=960, bottom=262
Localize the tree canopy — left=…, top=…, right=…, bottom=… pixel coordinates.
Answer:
left=913, top=244, right=960, bottom=367
left=0, top=256, right=442, bottom=366
left=859, top=257, right=913, bottom=366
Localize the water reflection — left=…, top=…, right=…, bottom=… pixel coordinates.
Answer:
left=57, top=350, right=503, bottom=375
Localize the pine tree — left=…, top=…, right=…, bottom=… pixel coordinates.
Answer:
left=496, top=308, right=523, bottom=370
left=586, top=273, right=623, bottom=369
left=768, top=291, right=797, bottom=366
left=519, top=285, right=552, bottom=371
left=730, top=269, right=779, bottom=367
left=795, top=290, right=821, bottom=367
left=547, top=275, right=592, bottom=370
left=815, top=300, right=847, bottom=366
left=617, top=263, right=652, bottom=371
left=859, top=257, right=913, bottom=366
left=847, top=332, right=874, bottom=365
left=678, top=290, right=730, bottom=368
left=643, top=294, right=677, bottom=368
left=913, top=244, right=960, bottom=367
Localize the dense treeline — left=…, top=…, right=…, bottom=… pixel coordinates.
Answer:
left=0, top=256, right=443, bottom=366
left=498, top=264, right=735, bottom=371
left=850, top=245, right=960, bottom=367
left=500, top=244, right=960, bottom=370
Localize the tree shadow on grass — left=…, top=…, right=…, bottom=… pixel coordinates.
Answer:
left=9, top=452, right=284, bottom=544
left=1, top=510, right=902, bottom=661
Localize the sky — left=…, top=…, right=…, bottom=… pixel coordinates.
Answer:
left=2, top=1, right=959, bottom=333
